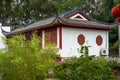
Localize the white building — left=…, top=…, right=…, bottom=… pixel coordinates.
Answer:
left=0, top=20, right=11, bottom=49
left=3, top=9, right=117, bottom=57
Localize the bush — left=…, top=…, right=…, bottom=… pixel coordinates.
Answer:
left=0, top=34, right=56, bottom=80
left=54, top=46, right=116, bottom=80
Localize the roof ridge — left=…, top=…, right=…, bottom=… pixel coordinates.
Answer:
left=59, top=8, right=91, bottom=20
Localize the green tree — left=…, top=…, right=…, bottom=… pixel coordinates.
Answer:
left=0, top=0, right=13, bottom=22
left=109, top=28, right=118, bottom=56
left=0, top=34, right=56, bottom=80
left=98, top=0, right=115, bottom=22
left=100, top=0, right=120, bottom=55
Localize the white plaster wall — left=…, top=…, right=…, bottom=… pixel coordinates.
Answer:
left=0, top=26, right=10, bottom=49
left=59, top=27, right=109, bottom=57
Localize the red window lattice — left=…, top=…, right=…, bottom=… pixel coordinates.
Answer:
left=78, top=34, right=85, bottom=45
left=96, top=35, right=103, bottom=46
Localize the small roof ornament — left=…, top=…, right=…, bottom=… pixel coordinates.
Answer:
left=111, top=5, right=120, bottom=22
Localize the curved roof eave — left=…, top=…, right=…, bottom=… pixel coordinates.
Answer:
left=5, top=16, right=60, bottom=37
left=59, top=18, right=117, bottom=30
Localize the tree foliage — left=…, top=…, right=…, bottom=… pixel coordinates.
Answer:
left=0, top=34, right=56, bottom=80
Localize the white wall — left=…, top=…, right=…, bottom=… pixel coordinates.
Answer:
left=0, top=25, right=10, bottom=49
left=59, top=27, right=108, bottom=57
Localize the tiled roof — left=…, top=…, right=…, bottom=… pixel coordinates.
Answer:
left=6, top=17, right=57, bottom=35
left=3, top=9, right=118, bottom=36
left=60, top=18, right=116, bottom=30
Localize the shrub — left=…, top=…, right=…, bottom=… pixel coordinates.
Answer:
left=54, top=46, right=116, bottom=80
left=0, top=34, right=56, bottom=80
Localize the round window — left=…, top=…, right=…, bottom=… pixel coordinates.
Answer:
left=78, top=34, right=85, bottom=45
left=96, top=35, right=103, bottom=46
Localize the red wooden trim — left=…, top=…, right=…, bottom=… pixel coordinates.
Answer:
left=66, top=12, right=91, bottom=21
left=59, top=25, right=62, bottom=49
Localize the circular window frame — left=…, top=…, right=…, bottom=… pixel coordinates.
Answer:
left=96, top=35, right=103, bottom=46
left=77, top=34, right=85, bottom=45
